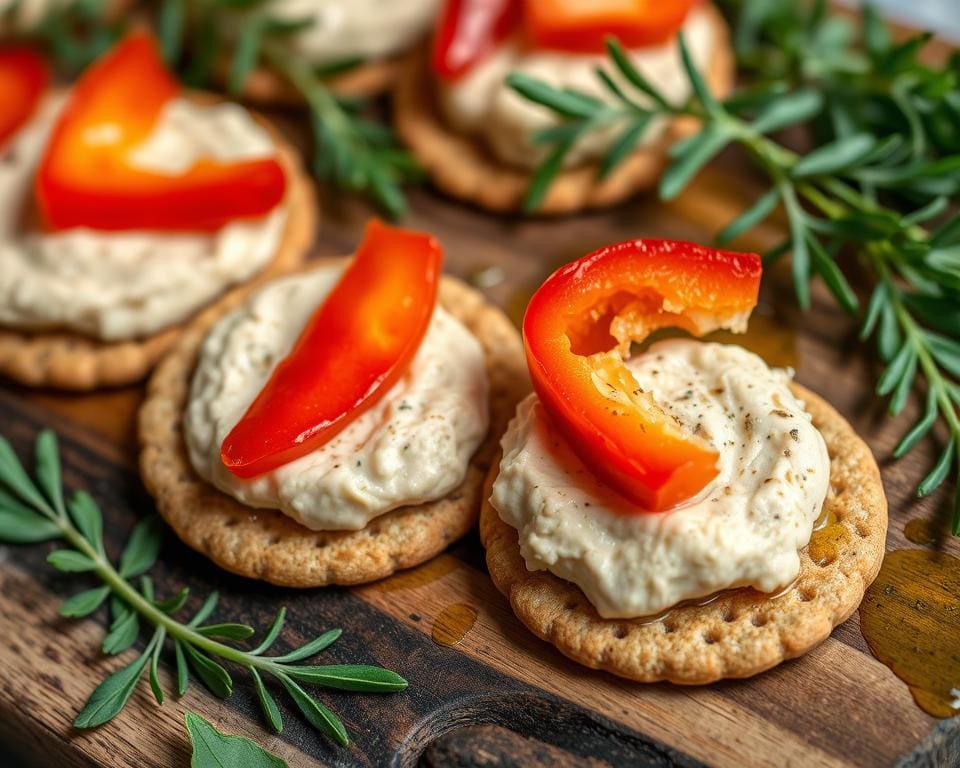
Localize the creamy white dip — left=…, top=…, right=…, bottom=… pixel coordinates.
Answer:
left=491, top=339, right=829, bottom=619
left=185, top=266, right=489, bottom=531
left=438, top=6, right=715, bottom=169
left=0, top=96, right=287, bottom=341
left=0, top=0, right=71, bottom=30
left=261, top=0, right=440, bottom=65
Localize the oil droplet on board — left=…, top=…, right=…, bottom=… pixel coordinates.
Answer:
left=374, top=555, right=458, bottom=593
left=860, top=549, right=960, bottom=718
left=432, top=602, right=478, bottom=647
left=903, top=517, right=943, bottom=547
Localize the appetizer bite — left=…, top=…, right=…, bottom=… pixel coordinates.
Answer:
left=481, top=239, right=887, bottom=683
left=396, top=0, right=734, bottom=213
left=140, top=220, right=526, bottom=586
left=0, top=34, right=315, bottom=389
left=234, top=0, right=442, bottom=102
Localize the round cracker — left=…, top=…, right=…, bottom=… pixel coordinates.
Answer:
left=139, top=260, right=528, bottom=587
left=394, top=3, right=734, bottom=214
left=0, top=115, right=317, bottom=391
left=480, top=384, right=888, bottom=684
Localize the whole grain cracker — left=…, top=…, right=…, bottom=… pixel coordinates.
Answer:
left=0, top=115, right=317, bottom=391
left=480, top=384, right=887, bottom=684
left=139, top=260, right=528, bottom=586
left=393, top=3, right=734, bottom=215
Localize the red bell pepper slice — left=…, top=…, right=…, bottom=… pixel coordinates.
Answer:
left=432, top=0, right=522, bottom=80
left=36, top=32, right=286, bottom=232
left=523, top=238, right=762, bottom=512
left=524, top=0, right=697, bottom=53
left=221, top=219, right=443, bottom=479
left=0, top=46, right=49, bottom=150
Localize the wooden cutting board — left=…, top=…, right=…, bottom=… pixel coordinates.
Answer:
left=1, top=111, right=959, bottom=768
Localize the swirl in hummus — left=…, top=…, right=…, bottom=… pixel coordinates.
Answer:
left=491, top=339, right=830, bottom=619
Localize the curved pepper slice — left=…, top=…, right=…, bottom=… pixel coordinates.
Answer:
left=523, top=238, right=761, bottom=512
left=36, top=32, right=286, bottom=232
left=221, top=219, right=443, bottom=479
left=523, top=0, right=696, bottom=53
left=432, top=0, right=522, bottom=80
left=0, top=46, right=49, bottom=150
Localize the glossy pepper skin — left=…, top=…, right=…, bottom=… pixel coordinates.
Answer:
left=221, top=219, right=443, bottom=479
left=36, top=32, right=286, bottom=232
left=431, top=0, right=695, bottom=79
left=0, top=46, right=49, bottom=150
left=432, top=0, right=522, bottom=80
left=523, top=238, right=761, bottom=512
left=523, top=0, right=696, bottom=53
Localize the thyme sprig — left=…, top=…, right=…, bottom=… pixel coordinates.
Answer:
left=155, top=0, right=419, bottom=217
left=510, top=5, right=960, bottom=534
left=0, top=430, right=407, bottom=745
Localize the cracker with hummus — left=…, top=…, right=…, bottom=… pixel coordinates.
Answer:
left=139, top=225, right=527, bottom=587
left=0, top=35, right=316, bottom=390
left=481, top=237, right=887, bottom=683
left=394, top=1, right=734, bottom=214
left=229, top=0, right=441, bottom=103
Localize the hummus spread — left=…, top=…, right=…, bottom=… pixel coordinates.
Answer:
left=185, top=266, right=489, bottom=531
left=263, top=0, right=440, bottom=66
left=0, top=96, right=287, bottom=341
left=0, top=0, right=70, bottom=30
left=438, top=6, right=715, bottom=169
left=491, top=339, right=830, bottom=619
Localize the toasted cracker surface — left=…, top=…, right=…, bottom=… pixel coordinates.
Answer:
left=139, top=260, right=528, bottom=587
left=480, top=384, right=888, bottom=684
left=394, top=4, right=734, bottom=214
left=237, top=57, right=404, bottom=105
left=0, top=123, right=317, bottom=391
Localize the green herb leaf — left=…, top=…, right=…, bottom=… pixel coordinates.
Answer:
left=74, top=651, right=151, bottom=728
left=751, top=90, right=823, bottom=134
left=68, top=490, right=104, bottom=555
left=251, top=668, right=283, bottom=733
left=185, top=711, right=288, bottom=768
left=196, top=623, right=256, bottom=640
left=251, top=608, right=286, bottom=655
left=149, top=629, right=165, bottom=706
left=174, top=639, right=190, bottom=697
left=660, top=126, right=730, bottom=200
left=284, top=665, right=408, bottom=692
left=102, top=604, right=140, bottom=655
left=187, top=591, right=220, bottom=627
left=793, top=133, right=877, bottom=178
left=183, top=644, right=233, bottom=698
left=0, top=499, right=62, bottom=543
left=278, top=675, right=349, bottom=747
left=119, top=516, right=163, bottom=578
left=918, top=438, right=955, bottom=497
left=271, top=629, right=342, bottom=663
left=34, top=430, right=65, bottom=515
left=154, top=587, right=190, bottom=614
left=717, top=187, right=780, bottom=244
left=60, top=586, right=111, bottom=618
left=47, top=549, right=97, bottom=572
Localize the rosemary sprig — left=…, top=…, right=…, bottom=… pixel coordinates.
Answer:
left=0, top=430, right=407, bottom=745
left=510, top=6, right=960, bottom=534
left=155, top=0, right=419, bottom=217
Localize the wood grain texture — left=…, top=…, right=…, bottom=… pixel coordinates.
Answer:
left=3, top=32, right=960, bottom=767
